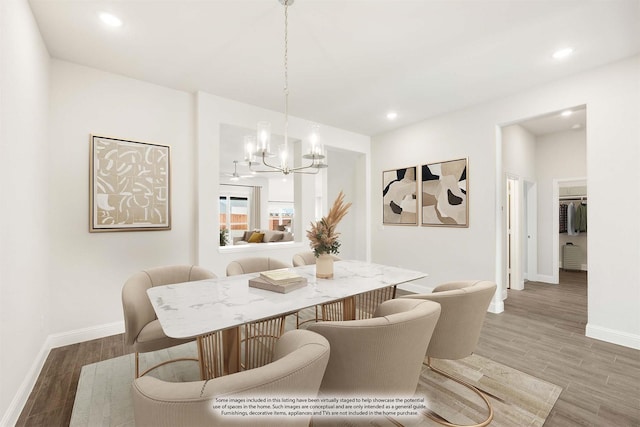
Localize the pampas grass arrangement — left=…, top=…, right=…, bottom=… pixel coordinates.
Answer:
left=306, top=191, right=352, bottom=257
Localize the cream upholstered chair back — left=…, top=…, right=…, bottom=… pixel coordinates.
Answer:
left=402, top=280, right=496, bottom=360
left=307, top=298, right=440, bottom=395
left=292, top=251, right=340, bottom=267
left=401, top=281, right=497, bottom=426
left=122, top=265, right=216, bottom=350
left=132, top=329, right=330, bottom=427
left=122, top=265, right=216, bottom=377
left=226, top=257, right=290, bottom=276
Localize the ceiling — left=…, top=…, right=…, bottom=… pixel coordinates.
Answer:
left=517, top=105, right=586, bottom=136
left=28, top=0, right=640, bottom=136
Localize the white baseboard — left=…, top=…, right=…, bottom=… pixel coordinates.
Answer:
left=47, top=321, right=124, bottom=349
left=1, top=321, right=125, bottom=427
left=534, top=274, right=557, bottom=284
left=0, top=339, right=50, bottom=427
left=488, top=299, right=504, bottom=314
left=586, top=323, right=640, bottom=350
left=558, top=262, right=588, bottom=271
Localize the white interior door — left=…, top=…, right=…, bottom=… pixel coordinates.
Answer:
left=506, top=176, right=524, bottom=290
left=524, top=180, right=538, bottom=281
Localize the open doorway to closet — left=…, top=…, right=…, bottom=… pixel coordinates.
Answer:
left=500, top=105, right=587, bottom=297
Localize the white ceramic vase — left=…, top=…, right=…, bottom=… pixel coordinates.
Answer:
left=316, top=254, right=334, bottom=279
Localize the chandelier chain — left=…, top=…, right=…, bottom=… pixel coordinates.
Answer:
left=246, top=0, right=325, bottom=176
left=283, top=0, right=289, bottom=147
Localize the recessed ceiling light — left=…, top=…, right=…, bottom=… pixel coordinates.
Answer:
left=99, top=12, right=123, bottom=27
left=572, top=124, right=582, bottom=130
left=552, top=47, right=574, bottom=60
left=561, top=110, right=573, bottom=117
left=386, top=111, right=398, bottom=120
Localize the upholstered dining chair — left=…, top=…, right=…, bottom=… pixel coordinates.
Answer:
left=291, top=251, right=342, bottom=327
left=122, top=265, right=216, bottom=378
left=132, top=329, right=330, bottom=427
left=401, top=280, right=497, bottom=427
left=291, top=251, right=340, bottom=267
left=225, top=256, right=289, bottom=276
left=225, top=257, right=292, bottom=371
left=307, top=298, right=441, bottom=396
left=291, top=251, right=395, bottom=323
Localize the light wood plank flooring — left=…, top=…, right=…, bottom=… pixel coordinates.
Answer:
left=476, top=271, right=640, bottom=426
left=17, top=271, right=640, bottom=426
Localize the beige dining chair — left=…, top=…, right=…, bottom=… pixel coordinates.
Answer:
left=132, top=329, right=330, bottom=427
left=291, top=251, right=342, bottom=326
left=308, top=298, right=441, bottom=395
left=122, top=265, right=217, bottom=378
left=226, top=256, right=289, bottom=276
left=291, top=252, right=395, bottom=323
left=225, top=256, right=293, bottom=371
left=291, top=251, right=340, bottom=267
left=401, top=280, right=497, bottom=427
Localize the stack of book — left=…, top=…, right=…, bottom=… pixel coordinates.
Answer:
left=249, top=268, right=308, bottom=293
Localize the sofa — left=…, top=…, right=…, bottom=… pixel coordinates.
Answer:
left=232, top=229, right=294, bottom=245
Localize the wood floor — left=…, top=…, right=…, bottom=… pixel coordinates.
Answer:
left=476, top=271, right=640, bottom=427
left=16, top=271, right=640, bottom=426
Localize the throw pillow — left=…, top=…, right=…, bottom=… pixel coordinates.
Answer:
left=247, top=232, right=265, bottom=243
left=268, top=232, right=284, bottom=242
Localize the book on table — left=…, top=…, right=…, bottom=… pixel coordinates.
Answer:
left=249, top=276, right=307, bottom=294
left=259, top=268, right=305, bottom=285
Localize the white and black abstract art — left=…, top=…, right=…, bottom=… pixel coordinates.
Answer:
left=382, top=166, right=418, bottom=225
left=421, top=158, right=468, bottom=227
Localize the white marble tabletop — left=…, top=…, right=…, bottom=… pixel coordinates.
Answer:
left=147, top=260, right=428, bottom=339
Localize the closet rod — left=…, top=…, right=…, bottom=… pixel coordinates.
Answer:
left=559, top=195, right=587, bottom=200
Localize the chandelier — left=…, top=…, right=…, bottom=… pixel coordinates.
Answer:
left=244, top=0, right=327, bottom=175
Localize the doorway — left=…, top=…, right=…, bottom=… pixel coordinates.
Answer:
left=498, top=105, right=587, bottom=306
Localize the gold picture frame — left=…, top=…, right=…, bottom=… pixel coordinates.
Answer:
left=421, top=157, right=468, bottom=227
left=89, top=135, right=171, bottom=232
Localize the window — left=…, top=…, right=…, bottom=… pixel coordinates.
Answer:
left=220, top=195, right=249, bottom=236
left=268, top=201, right=294, bottom=232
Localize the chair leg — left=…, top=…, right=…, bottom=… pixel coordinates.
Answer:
left=242, top=316, right=286, bottom=371
left=296, top=306, right=321, bottom=328
left=136, top=350, right=199, bottom=378
left=135, top=352, right=139, bottom=378
left=424, top=357, right=494, bottom=427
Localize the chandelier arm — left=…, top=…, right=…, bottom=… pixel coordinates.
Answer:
left=290, top=168, right=321, bottom=175
left=260, top=154, right=286, bottom=172
left=288, top=161, right=321, bottom=173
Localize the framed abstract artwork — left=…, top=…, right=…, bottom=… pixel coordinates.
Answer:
left=382, top=166, right=418, bottom=225
left=89, top=135, right=171, bottom=232
left=421, top=158, right=468, bottom=227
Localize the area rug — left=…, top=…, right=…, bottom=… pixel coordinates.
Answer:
left=70, top=339, right=561, bottom=427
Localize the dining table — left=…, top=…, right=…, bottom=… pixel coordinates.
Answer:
left=147, top=260, right=428, bottom=379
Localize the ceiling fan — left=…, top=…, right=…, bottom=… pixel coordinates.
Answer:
left=223, top=160, right=254, bottom=181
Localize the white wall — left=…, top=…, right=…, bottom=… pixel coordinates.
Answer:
left=372, top=55, right=640, bottom=349
left=196, top=92, right=371, bottom=275
left=0, top=0, right=51, bottom=422
left=501, top=124, right=537, bottom=289
left=372, top=114, right=498, bottom=292
left=268, top=177, right=293, bottom=202
left=536, top=129, right=587, bottom=277
left=326, top=148, right=365, bottom=261
left=502, top=124, right=537, bottom=181
left=48, top=60, right=197, bottom=334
